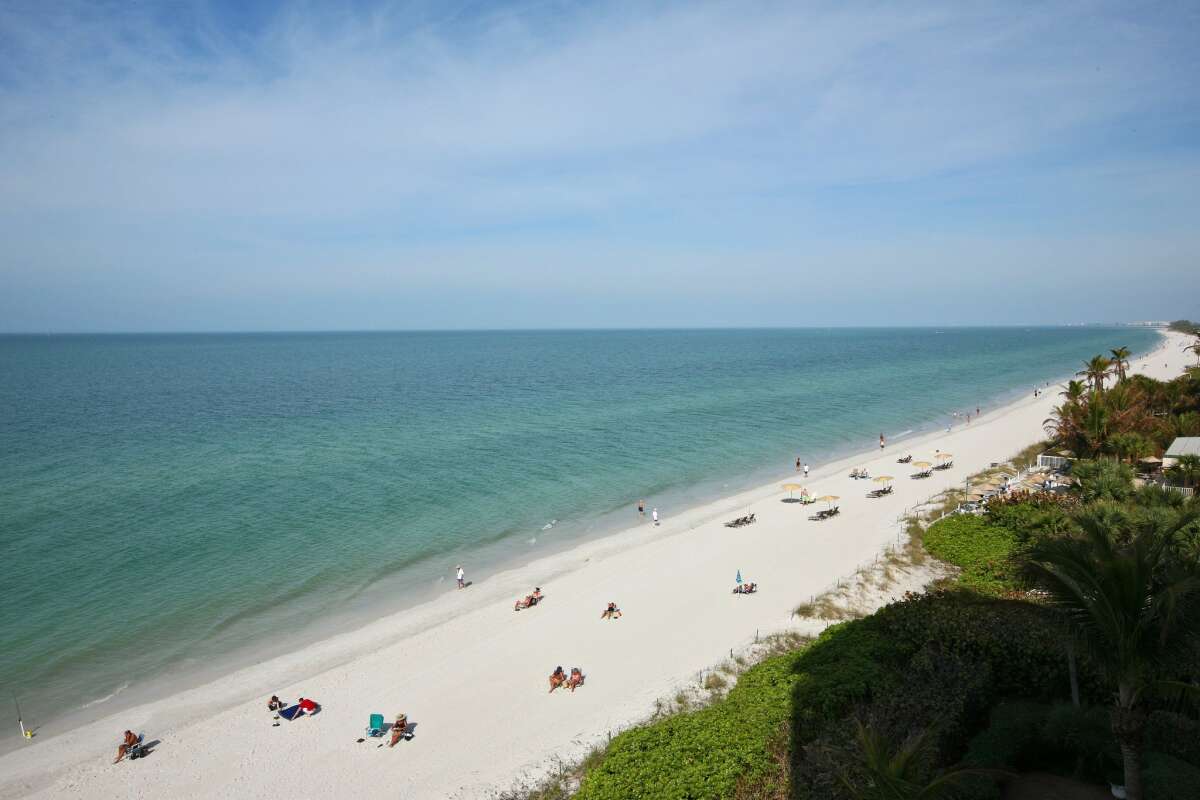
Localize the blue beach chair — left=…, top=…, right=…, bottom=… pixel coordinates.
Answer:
left=366, top=713, right=385, bottom=737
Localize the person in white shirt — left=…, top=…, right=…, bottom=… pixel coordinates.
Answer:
left=651, top=508, right=659, bottom=526
left=456, top=565, right=465, bottom=589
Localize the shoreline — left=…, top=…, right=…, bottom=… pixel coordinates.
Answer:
left=0, top=330, right=1186, bottom=798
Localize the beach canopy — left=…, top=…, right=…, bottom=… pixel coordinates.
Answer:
left=936, top=452, right=953, bottom=460
left=815, top=495, right=839, bottom=503
left=872, top=475, right=894, bottom=483
left=912, top=461, right=932, bottom=468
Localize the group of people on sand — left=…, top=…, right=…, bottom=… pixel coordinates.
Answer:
left=514, top=587, right=544, bottom=611
left=549, top=666, right=585, bottom=693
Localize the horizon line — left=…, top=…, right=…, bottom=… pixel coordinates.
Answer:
left=0, top=322, right=1168, bottom=336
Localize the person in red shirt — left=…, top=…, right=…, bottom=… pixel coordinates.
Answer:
left=296, top=697, right=318, bottom=716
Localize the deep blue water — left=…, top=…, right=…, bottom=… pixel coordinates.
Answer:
left=0, top=326, right=1158, bottom=734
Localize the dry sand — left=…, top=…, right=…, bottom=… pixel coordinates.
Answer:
left=0, top=330, right=1189, bottom=799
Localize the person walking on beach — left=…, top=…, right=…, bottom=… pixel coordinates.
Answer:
left=879, top=433, right=885, bottom=450
left=637, top=499, right=645, bottom=517
left=456, top=565, right=465, bottom=589
left=803, top=463, right=809, bottom=479
left=652, top=507, right=659, bottom=526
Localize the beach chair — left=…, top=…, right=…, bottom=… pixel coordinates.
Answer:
left=366, top=713, right=385, bottom=738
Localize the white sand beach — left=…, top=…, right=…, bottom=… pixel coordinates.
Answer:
left=1, top=331, right=1190, bottom=800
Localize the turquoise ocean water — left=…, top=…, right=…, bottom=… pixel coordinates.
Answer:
left=0, top=327, right=1159, bottom=739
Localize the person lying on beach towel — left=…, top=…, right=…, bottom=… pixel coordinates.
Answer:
left=549, top=666, right=566, bottom=693
left=279, top=697, right=319, bottom=720
left=567, top=667, right=585, bottom=692
left=514, top=587, right=543, bottom=611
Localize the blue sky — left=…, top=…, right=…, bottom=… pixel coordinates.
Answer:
left=1, top=0, right=1198, bottom=331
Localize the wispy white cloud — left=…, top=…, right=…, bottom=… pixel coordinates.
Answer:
left=1, top=0, right=1198, bottom=330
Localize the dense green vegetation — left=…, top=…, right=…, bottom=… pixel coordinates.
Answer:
left=533, top=354, right=1200, bottom=800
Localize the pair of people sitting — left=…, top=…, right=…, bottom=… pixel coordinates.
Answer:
left=600, top=601, right=622, bottom=620
left=850, top=467, right=870, bottom=479
left=514, top=587, right=544, bottom=611
left=549, top=666, right=585, bottom=692
left=733, top=582, right=757, bottom=594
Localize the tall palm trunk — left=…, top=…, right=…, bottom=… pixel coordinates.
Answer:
left=1112, top=687, right=1145, bottom=800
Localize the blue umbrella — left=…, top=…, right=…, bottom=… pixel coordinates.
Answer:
left=736, top=569, right=743, bottom=585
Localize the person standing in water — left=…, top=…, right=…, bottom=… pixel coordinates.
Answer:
left=795, top=457, right=801, bottom=472
left=456, top=565, right=465, bottom=589
left=652, top=507, right=659, bottom=526
left=637, top=499, right=645, bottom=517
left=879, top=433, right=885, bottom=450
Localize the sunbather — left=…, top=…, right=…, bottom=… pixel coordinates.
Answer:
left=567, top=667, right=585, bottom=692
left=600, top=601, right=622, bottom=620
left=267, top=695, right=286, bottom=712
left=114, top=730, right=139, bottom=763
left=549, top=666, right=566, bottom=692
left=389, top=713, right=409, bottom=747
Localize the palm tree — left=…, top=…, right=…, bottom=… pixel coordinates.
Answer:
left=834, top=719, right=994, bottom=800
left=1060, top=380, right=1087, bottom=403
left=1168, top=454, right=1200, bottom=488
left=1024, top=508, right=1200, bottom=800
left=1078, top=355, right=1113, bottom=394
left=1111, top=347, right=1132, bottom=383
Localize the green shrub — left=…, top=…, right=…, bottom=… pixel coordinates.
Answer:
left=1146, top=711, right=1200, bottom=768
left=923, top=516, right=1021, bottom=595
left=1040, top=703, right=1114, bottom=781
left=575, top=650, right=800, bottom=800
left=1143, top=751, right=1200, bottom=800
left=985, top=499, right=1073, bottom=544
left=1071, top=459, right=1135, bottom=502
left=963, top=701, right=1050, bottom=769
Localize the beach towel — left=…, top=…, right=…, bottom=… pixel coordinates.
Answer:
left=278, top=705, right=305, bottom=721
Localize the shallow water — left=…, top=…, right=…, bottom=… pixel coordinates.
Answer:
left=0, top=326, right=1158, bottom=728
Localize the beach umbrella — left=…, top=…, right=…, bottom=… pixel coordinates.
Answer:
left=912, top=461, right=932, bottom=468
left=815, top=495, right=839, bottom=506
left=736, top=569, right=743, bottom=585
left=781, top=482, right=804, bottom=499
left=872, top=475, right=894, bottom=483
left=936, top=452, right=953, bottom=460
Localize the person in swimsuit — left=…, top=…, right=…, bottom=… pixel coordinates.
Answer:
left=567, top=668, right=584, bottom=692
left=549, top=666, right=566, bottom=692
left=600, top=601, right=622, bottom=620
left=114, top=730, right=139, bottom=763
left=389, top=713, right=409, bottom=747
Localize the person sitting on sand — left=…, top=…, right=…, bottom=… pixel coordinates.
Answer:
left=295, top=697, right=318, bottom=717
left=549, top=666, right=566, bottom=692
left=515, top=587, right=544, bottom=611
left=389, top=713, right=409, bottom=748
left=114, top=730, right=139, bottom=763
left=267, top=695, right=286, bottom=712
left=567, top=667, right=585, bottom=692
left=733, top=582, right=757, bottom=594
left=600, top=601, right=622, bottom=620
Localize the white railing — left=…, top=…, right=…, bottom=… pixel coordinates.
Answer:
left=1163, top=485, right=1195, bottom=498
left=1037, top=454, right=1072, bottom=470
